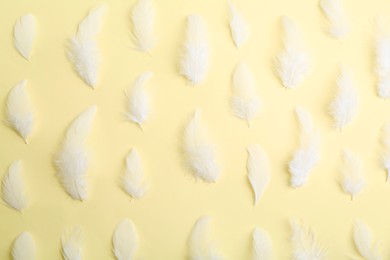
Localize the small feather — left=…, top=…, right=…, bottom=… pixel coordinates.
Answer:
left=61, top=227, right=83, bottom=260
left=375, top=17, right=390, bottom=99
left=131, top=0, right=156, bottom=52
left=290, top=220, right=325, bottom=260
left=1, top=160, right=27, bottom=212
left=381, top=122, right=390, bottom=181
left=319, top=0, right=349, bottom=38
left=353, top=219, right=382, bottom=260
left=55, top=106, right=97, bottom=201
left=13, top=14, right=36, bottom=60
left=12, top=231, right=36, bottom=260
left=341, top=149, right=366, bottom=201
left=228, top=2, right=250, bottom=48
left=252, top=228, right=272, bottom=260
left=113, top=218, right=138, bottom=260
left=122, top=148, right=148, bottom=199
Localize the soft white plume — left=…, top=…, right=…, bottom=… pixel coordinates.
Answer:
left=319, top=0, right=349, bottom=38
left=183, top=110, right=221, bottom=182
left=12, top=231, right=36, bottom=260
left=353, top=219, right=382, bottom=260
left=122, top=148, right=148, bottom=199
left=381, top=122, right=390, bottom=181
left=67, top=5, right=107, bottom=88
left=55, top=106, right=97, bottom=201
left=246, top=144, right=271, bottom=205
left=290, top=220, right=325, bottom=260
left=113, top=218, right=138, bottom=260
left=1, top=160, right=27, bottom=212
left=375, top=17, right=390, bottom=99
left=13, top=14, right=36, bottom=60
left=228, top=2, right=250, bottom=48
left=180, top=14, right=209, bottom=85
left=341, top=149, right=365, bottom=201
left=252, top=228, right=272, bottom=260
left=231, top=61, right=261, bottom=127
left=61, top=227, right=83, bottom=260
left=131, top=0, right=156, bottom=52
left=6, top=80, right=34, bottom=144
left=275, top=16, right=310, bottom=89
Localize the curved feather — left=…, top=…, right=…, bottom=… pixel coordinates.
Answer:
left=375, top=17, right=390, bottom=99
left=319, top=0, right=349, bottom=38
left=183, top=110, right=220, bottom=182
left=131, top=0, right=156, bottom=52
left=381, top=122, right=390, bottom=181
left=353, top=219, right=382, bottom=260
left=1, top=160, right=27, bottom=212
left=275, top=16, right=310, bottom=89
left=180, top=14, right=209, bottom=85
left=231, top=61, right=261, bottom=127
left=6, top=80, right=34, bottom=144
left=13, top=14, right=36, bottom=60
left=290, top=220, right=325, bottom=260
left=122, top=148, right=148, bottom=199
left=252, top=228, right=272, bottom=260
left=12, top=231, right=35, bottom=260
left=341, top=149, right=365, bottom=201
left=246, top=144, right=271, bottom=205
left=113, top=219, right=138, bottom=260
left=61, top=227, right=83, bottom=260
left=55, top=106, right=97, bottom=201
left=228, top=2, right=250, bottom=48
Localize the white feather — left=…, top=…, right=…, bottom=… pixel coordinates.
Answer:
left=183, top=110, right=221, bottom=182
left=13, top=14, right=36, bottom=60
left=1, top=160, right=27, bottom=212
left=61, top=227, right=83, bottom=260
left=381, top=122, right=390, bottom=181
left=122, top=148, right=148, bottom=199
left=6, top=80, right=34, bottom=144
left=55, top=106, right=97, bottom=201
left=231, top=61, right=261, bottom=127
left=319, top=0, right=349, bottom=38
left=246, top=144, right=271, bottom=205
left=131, top=0, right=156, bottom=52
left=353, top=219, right=382, bottom=260
left=375, top=17, right=390, bottom=99
left=290, top=220, right=325, bottom=260
left=67, top=5, right=107, bottom=88
left=329, top=66, right=359, bottom=130
left=275, top=16, right=310, bottom=89
left=289, top=107, right=320, bottom=188
left=180, top=14, right=209, bottom=85
left=341, top=149, right=366, bottom=201
left=252, top=228, right=272, bottom=260
left=188, top=216, right=223, bottom=260
left=12, top=231, right=36, bottom=260
left=228, top=2, right=250, bottom=48
left=113, top=218, right=138, bottom=260
left=125, top=71, right=153, bottom=129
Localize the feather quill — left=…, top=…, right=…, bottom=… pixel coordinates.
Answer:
left=353, top=219, right=382, bottom=260
left=55, top=106, right=97, bottom=201
left=180, top=14, right=209, bottom=85
left=252, top=228, right=272, bottom=260
left=61, top=227, right=83, bottom=260
left=6, top=80, right=34, bottom=144
left=1, top=160, right=27, bottom=212
left=67, top=5, right=107, bottom=88
left=375, top=17, right=390, bottom=99
left=275, top=16, right=310, bottom=89
left=113, top=218, right=138, bottom=260
left=341, top=149, right=366, bottom=201
left=228, top=2, right=250, bottom=48
left=290, top=220, right=325, bottom=260
left=183, top=110, right=221, bottom=182
left=319, top=0, right=349, bottom=38
left=122, top=148, right=148, bottom=199
left=381, top=122, right=390, bottom=181
left=231, top=61, right=261, bottom=127
left=13, top=14, right=36, bottom=60
left=131, top=0, right=156, bottom=52
left=246, top=144, right=271, bottom=205
left=12, top=231, right=36, bottom=260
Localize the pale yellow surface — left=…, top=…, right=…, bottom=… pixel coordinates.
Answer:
left=1, top=0, right=390, bottom=259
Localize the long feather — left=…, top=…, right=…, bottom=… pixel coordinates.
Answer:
left=319, top=0, right=349, bottom=39
left=289, top=107, right=320, bottom=188
left=180, top=14, right=209, bottom=86
left=125, top=72, right=153, bottom=129
left=353, top=219, right=382, bottom=260
left=341, top=149, right=366, bottom=201
left=12, top=231, right=36, bottom=260
left=252, top=228, right=272, bottom=260
left=55, top=106, right=97, bottom=201
left=131, top=0, right=156, bottom=52
left=375, top=17, right=390, bottom=99
left=122, top=148, right=148, bottom=199
left=6, top=80, right=34, bottom=144
left=67, top=5, right=107, bottom=88
left=275, top=16, right=310, bottom=89
left=1, top=160, right=27, bottom=212
left=13, top=14, right=36, bottom=60
left=228, top=2, right=250, bottom=48
left=381, top=122, right=390, bottom=181
left=290, top=220, right=325, bottom=260
left=113, top=218, right=138, bottom=260
left=183, top=110, right=221, bottom=182
left=231, top=61, right=261, bottom=127
left=246, top=144, right=271, bottom=205
left=61, top=227, right=83, bottom=260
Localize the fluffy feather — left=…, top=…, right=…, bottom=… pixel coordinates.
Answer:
left=6, top=80, right=34, bottom=144
left=180, top=14, right=209, bottom=85
left=125, top=72, right=153, bottom=129
left=381, top=122, right=390, bottom=181
left=122, top=148, right=148, bottom=199
left=183, top=110, right=220, bottom=182
left=341, top=149, right=366, bottom=201
left=61, top=227, right=83, bottom=260
left=131, top=0, right=156, bottom=52
left=353, top=219, right=382, bottom=260
left=375, top=17, right=390, bottom=99
left=275, top=16, right=310, bottom=89
left=290, top=220, right=325, bottom=260
left=319, top=0, right=349, bottom=38
left=67, top=5, right=107, bottom=88
left=55, top=106, right=97, bottom=201
left=252, top=228, right=272, bottom=260
left=228, top=2, right=250, bottom=48
left=246, top=144, right=271, bottom=205
left=289, top=107, right=320, bottom=188
left=188, top=216, right=223, bottom=260
left=12, top=231, right=35, bottom=260
left=329, top=66, right=359, bottom=130
left=231, top=61, right=261, bottom=127
left=13, top=14, right=36, bottom=60
left=113, top=218, right=138, bottom=260
left=1, top=160, right=27, bottom=212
